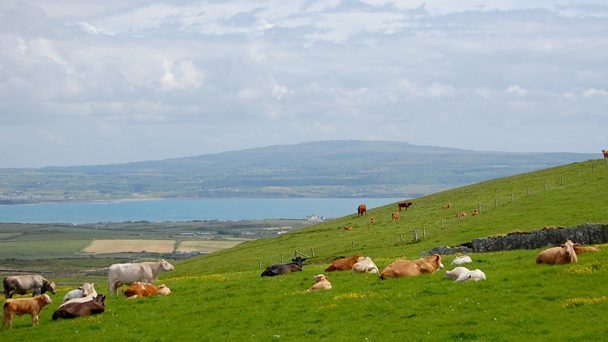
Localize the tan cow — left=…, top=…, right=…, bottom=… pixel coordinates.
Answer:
left=2, top=294, right=52, bottom=329
left=391, top=212, right=400, bottom=222
left=307, top=274, right=332, bottom=292
left=123, top=282, right=171, bottom=299
left=325, top=255, right=364, bottom=272
left=573, top=245, right=600, bottom=254
left=472, top=208, right=480, bottom=216
left=602, top=150, right=608, bottom=159
left=343, top=226, right=354, bottom=231
left=369, top=217, right=377, bottom=225
left=536, top=240, right=578, bottom=265
left=442, top=203, right=452, bottom=209
left=380, top=255, right=444, bottom=279
left=456, top=211, right=468, bottom=219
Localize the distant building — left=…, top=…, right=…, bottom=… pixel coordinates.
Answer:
left=306, top=215, right=327, bottom=223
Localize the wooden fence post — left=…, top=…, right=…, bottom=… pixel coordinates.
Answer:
left=441, top=219, right=444, bottom=229
left=511, top=193, right=514, bottom=202
left=352, top=241, right=355, bottom=250
left=399, top=232, right=404, bottom=244
left=423, top=227, right=426, bottom=239
left=259, top=261, right=262, bottom=269
left=494, top=198, right=497, bottom=208
left=311, top=248, right=315, bottom=257
left=414, top=229, right=419, bottom=241
left=281, top=254, right=284, bottom=263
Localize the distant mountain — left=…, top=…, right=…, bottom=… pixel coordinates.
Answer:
left=0, top=140, right=596, bottom=203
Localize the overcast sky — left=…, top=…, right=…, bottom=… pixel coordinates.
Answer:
left=1, top=1, right=606, bottom=167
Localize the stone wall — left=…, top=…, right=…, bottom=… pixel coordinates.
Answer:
left=427, top=223, right=608, bottom=255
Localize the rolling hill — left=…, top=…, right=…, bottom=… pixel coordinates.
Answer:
left=0, top=140, right=596, bottom=203
left=5, top=158, right=608, bottom=340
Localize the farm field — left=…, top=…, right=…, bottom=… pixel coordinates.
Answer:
left=1, top=158, right=608, bottom=340
left=82, top=240, right=176, bottom=254
left=175, top=240, right=246, bottom=253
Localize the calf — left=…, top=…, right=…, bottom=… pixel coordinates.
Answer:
left=352, top=256, right=379, bottom=275
left=451, top=255, right=473, bottom=265
left=391, top=212, right=400, bottom=222
left=444, top=266, right=470, bottom=280
left=2, top=294, right=52, bottom=329
left=52, top=295, right=105, bottom=320
left=442, top=203, right=452, bottom=209
left=343, top=226, right=354, bottom=231
left=536, top=240, right=578, bottom=265
left=62, top=283, right=95, bottom=303
left=472, top=208, right=480, bottom=216
left=455, top=269, right=486, bottom=282
left=369, top=217, right=377, bottom=225
left=325, top=255, right=364, bottom=272
left=307, top=274, right=332, bottom=292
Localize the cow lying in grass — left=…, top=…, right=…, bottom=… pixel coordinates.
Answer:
left=352, top=257, right=379, bottom=275
left=2, top=294, right=52, bottom=329
left=108, top=259, right=174, bottom=296
left=536, top=240, right=578, bottom=265
left=454, top=269, right=486, bottom=282
left=52, top=294, right=105, bottom=320
left=63, top=283, right=95, bottom=303
left=307, top=275, right=332, bottom=292
left=261, top=257, right=306, bottom=277
left=325, top=255, right=363, bottom=272
left=451, top=255, right=472, bottom=265
left=380, top=255, right=444, bottom=280
left=445, top=267, right=470, bottom=280
left=123, top=282, right=171, bottom=299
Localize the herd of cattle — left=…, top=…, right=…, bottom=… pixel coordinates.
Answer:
left=2, top=259, right=174, bottom=330
left=1, top=195, right=602, bottom=330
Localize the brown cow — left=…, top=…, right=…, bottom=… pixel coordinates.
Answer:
left=391, top=212, right=400, bottom=222
left=2, top=294, right=52, bottom=329
left=536, top=240, right=578, bottom=265
left=602, top=150, right=608, bottom=158
left=52, top=294, right=105, bottom=320
left=325, top=255, right=364, bottom=272
left=357, top=204, right=366, bottom=216
left=398, top=201, right=413, bottom=211
left=307, top=274, right=332, bottom=292
left=369, top=217, right=376, bottom=225
left=574, top=245, right=600, bottom=254
left=472, top=208, right=480, bottom=216
left=442, top=203, right=452, bottom=209
left=455, top=211, right=468, bottom=219
left=380, top=255, right=444, bottom=279
left=343, top=226, right=354, bottom=231
left=123, top=282, right=171, bottom=299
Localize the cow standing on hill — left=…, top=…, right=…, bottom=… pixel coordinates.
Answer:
left=3, top=275, right=56, bottom=298
left=108, top=260, right=174, bottom=296
left=602, top=150, right=608, bottom=159
left=398, top=201, right=413, bottom=211
left=357, top=204, right=367, bottom=216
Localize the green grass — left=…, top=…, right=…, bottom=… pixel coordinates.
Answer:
left=2, top=159, right=608, bottom=340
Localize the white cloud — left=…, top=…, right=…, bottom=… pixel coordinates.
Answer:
left=160, top=60, right=203, bottom=91
left=505, top=85, right=529, bottom=96
left=582, top=88, right=608, bottom=97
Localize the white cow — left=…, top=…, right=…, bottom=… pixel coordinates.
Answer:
left=455, top=269, right=486, bottom=282
left=444, top=267, right=470, bottom=280
left=352, top=257, right=380, bottom=275
left=451, top=255, right=473, bottom=265
left=62, top=283, right=95, bottom=303
left=108, top=259, right=174, bottom=296
left=59, top=286, right=98, bottom=309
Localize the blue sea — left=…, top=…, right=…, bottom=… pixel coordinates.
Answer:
left=0, top=198, right=402, bottom=224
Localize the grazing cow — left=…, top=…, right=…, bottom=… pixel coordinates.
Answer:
left=442, top=203, right=452, bottom=209
left=62, top=283, right=95, bottom=303
left=455, top=269, right=486, bottom=282
left=398, top=201, right=413, bottom=211
left=108, top=259, right=174, bottom=296
left=536, top=240, right=578, bottom=265
left=307, top=274, right=332, bottom=292
left=369, top=217, right=376, bottom=225
left=380, top=255, right=444, bottom=280
left=52, top=295, right=105, bottom=320
left=344, top=226, right=354, bottom=231
left=391, top=212, right=400, bottom=222
left=472, top=208, right=480, bottom=216
left=451, top=255, right=473, bottom=265
left=352, top=256, right=379, bottom=275
left=455, top=211, right=468, bottom=219
left=325, top=255, right=364, bottom=272
left=357, top=204, right=367, bottom=216
left=2, top=294, right=52, bottom=329
left=3, top=275, right=56, bottom=298
left=261, top=257, right=306, bottom=277
left=123, top=282, right=171, bottom=299
left=444, top=266, right=470, bottom=280
left=603, top=150, right=608, bottom=158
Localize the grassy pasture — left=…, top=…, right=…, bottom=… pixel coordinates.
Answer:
left=1, top=159, right=607, bottom=340
left=3, top=248, right=607, bottom=340
left=175, top=240, right=246, bottom=253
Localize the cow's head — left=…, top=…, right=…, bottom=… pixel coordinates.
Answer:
left=292, top=256, right=307, bottom=265
left=96, top=294, right=106, bottom=306
left=313, top=274, right=328, bottom=283
left=160, top=259, right=175, bottom=271
left=433, top=254, right=444, bottom=271
left=43, top=280, right=56, bottom=294
left=562, top=240, right=577, bottom=259
left=41, top=294, right=52, bottom=304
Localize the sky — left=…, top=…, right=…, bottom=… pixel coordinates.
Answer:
left=1, top=0, right=607, bottom=168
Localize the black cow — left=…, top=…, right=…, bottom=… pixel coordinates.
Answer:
left=3, top=275, right=56, bottom=298
left=261, top=257, right=307, bottom=277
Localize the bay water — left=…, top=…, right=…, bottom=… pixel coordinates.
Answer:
left=0, top=198, right=402, bottom=224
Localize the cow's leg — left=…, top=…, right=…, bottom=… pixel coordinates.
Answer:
left=32, top=313, right=39, bottom=326
left=109, top=279, right=116, bottom=296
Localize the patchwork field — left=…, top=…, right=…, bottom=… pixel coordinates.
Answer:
left=82, top=239, right=176, bottom=254
left=175, top=240, right=246, bottom=253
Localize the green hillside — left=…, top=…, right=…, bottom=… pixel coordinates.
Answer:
left=4, top=159, right=608, bottom=340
